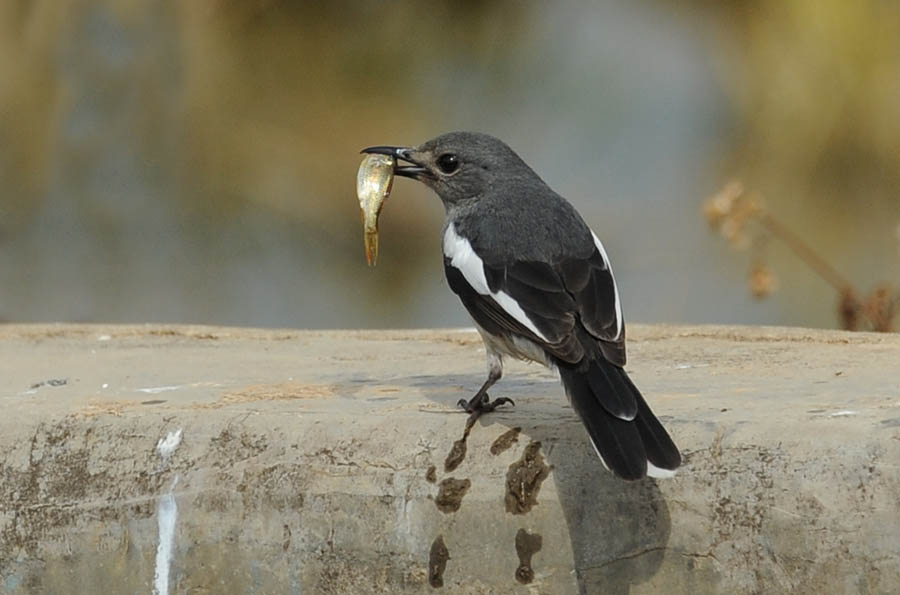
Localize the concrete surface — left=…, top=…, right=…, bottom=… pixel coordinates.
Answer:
left=1, top=324, right=899, bottom=594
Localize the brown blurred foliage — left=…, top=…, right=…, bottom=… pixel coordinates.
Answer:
left=690, top=0, right=900, bottom=331
left=705, top=182, right=899, bottom=332
left=0, top=2, right=68, bottom=219
left=0, top=0, right=534, bottom=320
left=693, top=1, right=900, bottom=295
left=695, top=0, right=900, bottom=190
left=1, top=0, right=528, bottom=226
left=2, top=0, right=898, bottom=329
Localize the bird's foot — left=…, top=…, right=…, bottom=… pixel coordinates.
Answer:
left=456, top=394, right=515, bottom=414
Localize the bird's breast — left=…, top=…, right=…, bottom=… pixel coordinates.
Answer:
left=474, top=323, right=551, bottom=367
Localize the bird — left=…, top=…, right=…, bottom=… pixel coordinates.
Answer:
left=361, top=132, right=681, bottom=481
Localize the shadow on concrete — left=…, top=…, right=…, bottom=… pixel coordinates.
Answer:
left=535, top=427, right=671, bottom=594
left=412, top=371, right=672, bottom=594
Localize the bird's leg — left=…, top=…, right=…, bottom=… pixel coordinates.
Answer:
left=457, top=349, right=514, bottom=414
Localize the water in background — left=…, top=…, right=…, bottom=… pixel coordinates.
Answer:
left=1, top=1, right=898, bottom=330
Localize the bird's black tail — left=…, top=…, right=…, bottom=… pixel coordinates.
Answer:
left=557, top=358, right=681, bottom=480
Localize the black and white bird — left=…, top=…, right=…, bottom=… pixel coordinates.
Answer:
left=362, top=132, right=681, bottom=481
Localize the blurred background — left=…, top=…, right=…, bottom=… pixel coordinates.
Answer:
left=1, top=0, right=898, bottom=330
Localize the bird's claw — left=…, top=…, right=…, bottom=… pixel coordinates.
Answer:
left=457, top=395, right=515, bottom=414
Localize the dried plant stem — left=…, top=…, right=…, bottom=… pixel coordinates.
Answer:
left=758, top=212, right=893, bottom=330
left=704, top=182, right=897, bottom=331
left=757, top=212, right=852, bottom=292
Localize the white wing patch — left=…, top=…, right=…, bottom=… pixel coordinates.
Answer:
left=589, top=230, right=623, bottom=341
left=443, top=224, right=550, bottom=342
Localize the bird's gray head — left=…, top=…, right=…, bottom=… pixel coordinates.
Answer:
left=362, top=132, right=538, bottom=207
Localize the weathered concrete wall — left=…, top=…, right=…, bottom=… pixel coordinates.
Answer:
left=0, top=324, right=898, bottom=594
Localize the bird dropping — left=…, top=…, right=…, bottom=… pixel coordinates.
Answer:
left=356, top=154, right=395, bottom=266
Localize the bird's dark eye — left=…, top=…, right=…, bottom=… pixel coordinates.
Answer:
left=436, top=153, right=460, bottom=174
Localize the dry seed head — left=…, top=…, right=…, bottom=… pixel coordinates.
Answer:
left=741, top=193, right=764, bottom=217
left=838, top=288, right=862, bottom=331
left=721, top=219, right=749, bottom=249
left=703, top=181, right=745, bottom=229
left=864, top=284, right=896, bottom=332
left=748, top=263, right=778, bottom=299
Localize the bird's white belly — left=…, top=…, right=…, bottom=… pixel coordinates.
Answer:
left=472, top=322, right=551, bottom=367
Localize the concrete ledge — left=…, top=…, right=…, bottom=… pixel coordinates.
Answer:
left=1, top=324, right=899, bottom=594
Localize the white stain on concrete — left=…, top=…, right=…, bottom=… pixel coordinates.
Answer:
left=138, top=385, right=183, bottom=394
left=156, top=429, right=183, bottom=460
left=154, top=477, right=179, bottom=595
left=153, top=428, right=183, bottom=595
left=830, top=410, right=858, bottom=417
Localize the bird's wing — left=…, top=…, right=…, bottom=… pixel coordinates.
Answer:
left=443, top=224, right=626, bottom=366
left=559, top=231, right=626, bottom=365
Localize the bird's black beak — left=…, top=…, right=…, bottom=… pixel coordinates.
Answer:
left=360, top=145, right=430, bottom=179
